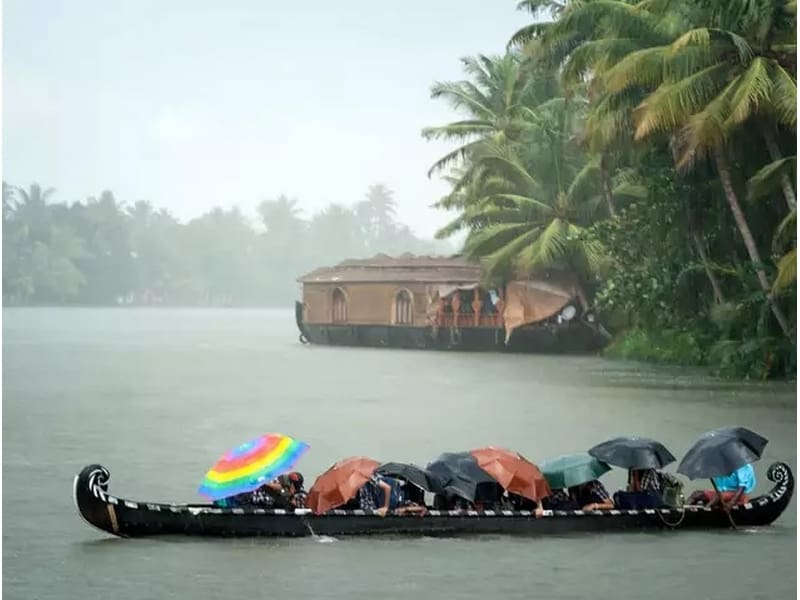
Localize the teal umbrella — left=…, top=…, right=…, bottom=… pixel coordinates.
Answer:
left=540, top=453, right=611, bottom=489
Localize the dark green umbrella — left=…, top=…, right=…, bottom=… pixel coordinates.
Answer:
left=539, top=453, right=611, bottom=489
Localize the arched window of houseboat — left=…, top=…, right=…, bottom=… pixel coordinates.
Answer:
left=332, top=288, right=347, bottom=323
left=394, top=289, right=413, bottom=325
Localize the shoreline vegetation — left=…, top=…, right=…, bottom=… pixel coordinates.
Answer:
left=2, top=182, right=451, bottom=309
left=4, top=1, right=796, bottom=380
left=419, top=0, right=796, bottom=380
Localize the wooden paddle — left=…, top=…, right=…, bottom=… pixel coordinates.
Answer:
left=710, top=479, right=737, bottom=530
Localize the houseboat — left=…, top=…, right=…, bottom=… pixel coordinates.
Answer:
left=295, top=254, right=608, bottom=353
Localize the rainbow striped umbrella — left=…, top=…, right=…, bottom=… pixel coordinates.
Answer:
left=198, top=433, right=310, bottom=501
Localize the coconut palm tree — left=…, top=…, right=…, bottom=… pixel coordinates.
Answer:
left=257, top=195, right=303, bottom=235
left=14, top=183, right=55, bottom=242
left=421, top=53, right=557, bottom=176
left=435, top=93, right=644, bottom=297
left=549, top=0, right=798, bottom=338
left=512, top=0, right=678, bottom=217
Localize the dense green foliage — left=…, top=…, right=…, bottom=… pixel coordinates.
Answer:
left=2, top=182, right=446, bottom=306
left=425, top=0, right=796, bottom=378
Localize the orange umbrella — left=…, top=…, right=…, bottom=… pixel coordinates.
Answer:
left=470, top=446, right=551, bottom=502
left=307, top=456, right=380, bottom=514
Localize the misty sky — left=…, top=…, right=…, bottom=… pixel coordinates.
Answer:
left=3, top=1, right=531, bottom=238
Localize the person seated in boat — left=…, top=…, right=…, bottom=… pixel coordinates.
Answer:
left=359, top=475, right=428, bottom=515
left=505, top=492, right=545, bottom=517
left=394, top=499, right=428, bottom=516
left=625, top=468, right=683, bottom=507
left=473, top=482, right=504, bottom=511
left=220, top=472, right=306, bottom=509
left=263, top=471, right=306, bottom=508
left=434, top=493, right=473, bottom=511
left=357, top=473, right=393, bottom=516
left=687, top=463, right=755, bottom=509
left=628, top=469, right=661, bottom=492
left=569, top=479, right=615, bottom=511
left=542, top=488, right=579, bottom=511
left=390, top=480, right=428, bottom=515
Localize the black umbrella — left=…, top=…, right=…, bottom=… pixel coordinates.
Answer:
left=588, top=436, right=676, bottom=470
left=677, top=426, right=768, bottom=480
left=426, top=452, right=500, bottom=502
left=376, top=462, right=440, bottom=493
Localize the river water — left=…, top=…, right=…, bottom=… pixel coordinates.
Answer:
left=2, top=308, right=796, bottom=599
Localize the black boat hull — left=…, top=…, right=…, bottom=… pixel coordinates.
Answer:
left=74, top=462, right=794, bottom=538
left=295, top=304, right=607, bottom=354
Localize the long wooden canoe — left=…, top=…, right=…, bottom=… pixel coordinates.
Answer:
left=73, top=461, right=793, bottom=538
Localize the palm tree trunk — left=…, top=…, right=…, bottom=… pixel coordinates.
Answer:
left=691, top=232, right=725, bottom=304
left=600, top=152, right=616, bottom=217
left=574, top=278, right=612, bottom=340
left=575, top=280, right=589, bottom=311
left=684, top=201, right=724, bottom=304
left=714, top=147, right=794, bottom=341
left=763, top=128, right=796, bottom=212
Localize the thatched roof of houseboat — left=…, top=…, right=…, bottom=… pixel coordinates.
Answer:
left=298, top=253, right=481, bottom=284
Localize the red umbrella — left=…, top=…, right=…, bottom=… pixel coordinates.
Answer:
left=470, top=446, right=551, bottom=502
left=307, top=456, right=380, bottom=514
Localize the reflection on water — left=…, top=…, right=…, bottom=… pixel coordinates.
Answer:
left=3, top=308, right=796, bottom=600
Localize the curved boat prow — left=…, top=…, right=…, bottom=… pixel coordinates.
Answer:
left=754, top=461, right=794, bottom=525
left=73, top=464, right=122, bottom=537
left=295, top=301, right=310, bottom=344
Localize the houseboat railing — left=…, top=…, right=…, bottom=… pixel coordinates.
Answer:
left=436, top=314, right=503, bottom=328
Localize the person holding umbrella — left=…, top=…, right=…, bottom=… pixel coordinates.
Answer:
left=199, top=433, right=310, bottom=508
left=357, top=473, right=394, bottom=517
left=570, top=480, right=615, bottom=511
left=687, top=463, right=756, bottom=508
left=588, top=436, right=679, bottom=507
left=539, top=454, right=615, bottom=511
left=679, top=426, right=767, bottom=513
left=254, top=472, right=306, bottom=508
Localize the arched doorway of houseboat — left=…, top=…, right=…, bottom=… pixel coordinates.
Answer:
left=394, top=289, right=413, bottom=325
left=331, top=287, right=347, bottom=323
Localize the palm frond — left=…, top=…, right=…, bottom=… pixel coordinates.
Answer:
left=477, top=143, right=541, bottom=191
left=671, top=28, right=754, bottom=64
left=463, top=222, right=532, bottom=257
left=584, top=90, right=638, bottom=148
left=773, top=247, right=797, bottom=291
left=482, top=227, right=542, bottom=277
left=725, top=57, right=773, bottom=126
left=770, top=63, right=798, bottom=128
left=509, top=22, right=551, bottom=48
left=517, top=218, right=570, bottom=269
left=568, top=222, right=608, bottom=274
left=492, top=193, right=555, bottom=217
left=747, top=156, right=797, bottom=202
left=670, top=27, right=712, bottom=53
left=421, top=121, right=497, bottom=141
left=612, top=181, right=649, bottom=199
left=604, top=46, right=672, bottom=92
left=773, top=208, right=797, bottom=251
left=435, top=214, right=473, bottom=239
left=561, top=38, right=643, bottom=87
left=428, top=81, right=494, bottom=118
left=425, top=140, right=484, bottom=177
left=634, top=62, right=731, bottom=139
left=564, top=158, right=599, bottom=203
